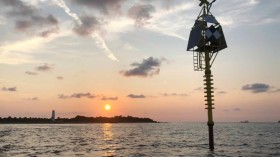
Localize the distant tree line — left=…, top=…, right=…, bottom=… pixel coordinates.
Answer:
left=0, top=115, right=158, bottom=124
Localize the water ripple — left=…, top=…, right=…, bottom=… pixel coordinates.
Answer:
left=0, top=123, right=279, bottom=156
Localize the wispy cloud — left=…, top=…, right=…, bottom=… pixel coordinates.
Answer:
left=54, top=0, right=119, bottom=62
left=35, top=63, right=53, bottom=72
left=0, top=15, right=6, bottom=25
left=25, top=71, right=38, bottom=75
left=271, top=89, right=280, bottom=93
left=2, top=87, right=17, bottom=92
left=71, top=93, right=95, bottom=99
left=161, top=93, right=188, bottom=97
left=56, top=76, right=64, bottom=80
left=242, top=83, right=280, bottom=94
left=128, top=4, right=156, bottom=26
left=58, top=94, right=69, bottom=99
left=0, top=0, right=59, bottom=37
left=242, top=83, right=270, bottom=93
left=145, top=1, right=195, bottom=40
left=233, top=108, right=241, bottom=111
left=15, top=15, right=59, bottom=36
left=194, top=87, right=203, bottom=91
left=223, top=108, right=241, bottom=112
left=217, top=91, right=227, bottom=94
left=213, top=0, right=279, bottom=27
left=0, top=0, right=34, bottom=17
left=58, top=92, right=96, bottom=99
left=120, top=57, right=164, bottom=77
left=127, top=94, right=146, bottom=99
left=101, top=97, right=118, bottom=101
left=0, top=32, right=64, bottom=65
left=26, top=97, right=39, bottom=101
left=71, top=0, right=126, bottom=15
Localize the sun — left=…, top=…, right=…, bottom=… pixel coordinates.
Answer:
left=104, top=104, right=111, bottom=111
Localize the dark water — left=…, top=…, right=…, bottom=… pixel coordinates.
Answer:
left=0, top=123, right=279, bottom=156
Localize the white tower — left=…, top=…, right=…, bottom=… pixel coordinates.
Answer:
left=51, top=110, right=55, bottom=122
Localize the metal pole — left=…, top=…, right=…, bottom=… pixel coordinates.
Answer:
left=204, top=52, right=214, bottom=150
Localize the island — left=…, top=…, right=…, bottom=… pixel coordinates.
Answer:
left=0, top=115, right=158, bottom=124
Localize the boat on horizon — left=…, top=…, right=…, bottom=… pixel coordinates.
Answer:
left=240, top=120, right=249, bottom=123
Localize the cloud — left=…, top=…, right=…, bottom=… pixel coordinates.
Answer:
left=58, top=93, right=96, bottom=99
left=56, top=76, right=64, bottom=80
left=58, top=94, right=69, bottom=99
left=39, top=27, right=59, bottom=38
left=268, top=88, right=280, bottom=93
left=194, top=87, right=203, bottom=91
left=101, top=97, right=118, bottom=101
left=224, top=108, right=241, bottom=112
left=0, top=35, right=62, bottom=65
left=217, top=91, right=227, bottom=94
left=161, top=93, right=188, bottom=97
left=35, top=64, right=53, bottom=71
left=25, top=71, right=38, bottom=75
left=144, top=2, right=194, bottom=41
left=242, top=83, right=271, bottom=93
left=233, top=108, right=241, bottom=111
left=160, top=0, right=176, bottom=9
left=73, top=15, right=101, bottom=36
left=71, top=0, right=126, bottom=15
left=27, top=97, right=39, bottom=101
left=15, top=14, right=58, bottom=31
left=2, top=87, right=17, bottom=92
left=0, top=16, right=6, bottom=25
left=71, top=93, right=95, bottom=99
left=54, top=0, right=119, bottom=62
left=128, top=4, right=156, bottom=26
left=127, top=94, right=146, bottom=99
left=214, top=0, right=262, bottom=27
left=0, top=0, right=34, bottom=17
left=0, top=0, right=59, bottom=37
left=120, top=57, right=164, bottom=77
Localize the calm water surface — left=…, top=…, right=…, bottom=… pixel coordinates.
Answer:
left=0, top=123, right=279, bottom=156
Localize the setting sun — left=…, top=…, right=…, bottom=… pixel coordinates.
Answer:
left=104, top=104, right=111, bottom=111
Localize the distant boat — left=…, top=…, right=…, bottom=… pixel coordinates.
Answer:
left=278, top=121, right=280, bottom=123
left=240, top=120, right=249, bottom=123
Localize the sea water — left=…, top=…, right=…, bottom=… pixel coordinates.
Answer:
left=0, top=123, right=279, bottom=156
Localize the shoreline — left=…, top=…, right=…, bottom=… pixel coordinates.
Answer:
left=0, top=115, right=159, bottom=124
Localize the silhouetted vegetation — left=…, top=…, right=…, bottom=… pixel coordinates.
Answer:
left=0, top=115, right=158, bottom=124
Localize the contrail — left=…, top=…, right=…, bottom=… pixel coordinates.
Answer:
left=54, top=0, right=119, bottom=62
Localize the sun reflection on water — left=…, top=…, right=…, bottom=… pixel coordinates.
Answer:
left=103, top=123, right=113, bottom=141
left=102, top=123, right=116, bottom=157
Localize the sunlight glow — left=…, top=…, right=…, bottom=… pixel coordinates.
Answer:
left=104, top=104, right=111, bottom=111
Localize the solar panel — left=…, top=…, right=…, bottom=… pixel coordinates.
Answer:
left=187, top=25, right=202, bottom=51
left=205, top=15, right=218, bottom=24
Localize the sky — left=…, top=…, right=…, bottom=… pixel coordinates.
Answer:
left=0, top=0, right=279, bottom=122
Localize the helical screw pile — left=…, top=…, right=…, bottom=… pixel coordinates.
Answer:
left=204, top=69, right=214, bottom=111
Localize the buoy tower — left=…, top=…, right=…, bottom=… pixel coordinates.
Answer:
left=187, top=0, right=227, bottom=150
